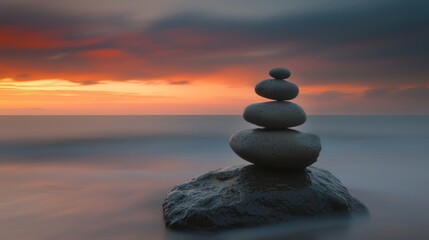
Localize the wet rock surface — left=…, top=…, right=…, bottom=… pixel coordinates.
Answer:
left=163, top=165, right=367, bottom=231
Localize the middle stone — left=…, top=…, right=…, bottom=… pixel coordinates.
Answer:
left=243, top=101, right=306, bottom=129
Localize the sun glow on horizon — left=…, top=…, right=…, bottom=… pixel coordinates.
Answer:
left=0, top=77, right=380, bottom=115
left=0, top=77, right=260, bottom=114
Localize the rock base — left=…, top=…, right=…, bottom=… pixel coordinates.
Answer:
left=163, top=165, right=367, bottom=231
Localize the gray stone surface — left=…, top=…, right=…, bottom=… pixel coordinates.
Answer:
left=229, top=129, right=321, bottom=169
left=163, top=165, right=368, bottom=231
left=243, top=101, right=306, bottom=129
left=255, top=79, right=299, bottom=100
left=269, top=67, right=291, bottom=79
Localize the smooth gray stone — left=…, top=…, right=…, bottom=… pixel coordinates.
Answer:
left=229, top=129, right=321, bottom=169
left=269, top=67, right=291, bottom=79
left=255, top=79, right=299, bottom=100
left=163, top=165, right=368, bottom=231
left=243, top=101, right=306, bottom=129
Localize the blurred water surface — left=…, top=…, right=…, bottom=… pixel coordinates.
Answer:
left=0, top=115, right=428, bottom=240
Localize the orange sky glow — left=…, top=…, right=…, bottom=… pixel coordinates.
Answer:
left=0, top=1, right=427, bottom=115
left=0, top=76, right=385, bottom=115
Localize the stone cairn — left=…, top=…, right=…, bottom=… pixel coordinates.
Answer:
left=230, top=67, right=322, bottom=170
left=163, top=68, right=367, bottom=232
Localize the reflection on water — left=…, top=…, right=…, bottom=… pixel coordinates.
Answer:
left=0, top=116, right=429, bottom=240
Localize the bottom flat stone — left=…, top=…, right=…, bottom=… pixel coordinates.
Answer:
left=163, top=165, right=368, bottom=231
left=229, top=129, right=322, bottom=170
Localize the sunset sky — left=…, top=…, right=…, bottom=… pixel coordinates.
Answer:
left=0, top=0, right=428, bottom=114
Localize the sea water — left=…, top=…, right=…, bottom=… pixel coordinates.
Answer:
left=0, top=116, right=428, bottom=240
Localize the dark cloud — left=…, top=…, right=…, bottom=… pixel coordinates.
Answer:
left=0, top=0, right=428, bottom=87
left=168, top=80, right=190, bottom=85
left=0, top=3, right=130, bottom=30
left=16, top=73, right=29, bottom=79
left=313, top=91, right=352, bottom=101
left=298, top=86, right=429, bottom=114
left=364, top=86, right=429, bottom=100
left=76, top=79, right=99, bottom=85
left=144, top=1, right=429, bottom=84
left=399, top=86, right=429, bottom=99
left=364, top=87, right=393, bottom=98
left=359, top=86, right=429, bottom=114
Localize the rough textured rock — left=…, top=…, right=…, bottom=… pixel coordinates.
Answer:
left=229, top=129, right=321, bottom=169
left=163, top=165, right=368, bottom=231
left=269, top=67, right=291, bottom=79
left=243, top=101, right=306, bottom=129
left=255, top=79, right=299, bottom=100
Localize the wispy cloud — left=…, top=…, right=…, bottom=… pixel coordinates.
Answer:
left=1, top=0, right=427, bottom=85
left=0, top=0, right=428, bottom=114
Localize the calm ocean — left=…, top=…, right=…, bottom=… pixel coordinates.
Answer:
left=1, top=116, right=428, bottom=240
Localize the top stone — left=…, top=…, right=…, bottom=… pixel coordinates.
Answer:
left=269, top=68, right=291, bottom=79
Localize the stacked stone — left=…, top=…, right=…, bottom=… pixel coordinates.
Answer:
left=229, top=68, right=322, bottom=170
left=163, top=69, right=367, bottom=231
